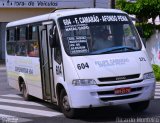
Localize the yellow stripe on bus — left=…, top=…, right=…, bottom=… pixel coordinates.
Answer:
left=7, top=71, right=41, bottom=82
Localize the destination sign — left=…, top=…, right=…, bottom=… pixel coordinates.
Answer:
left=59, top=13, right=129, bottom=32
left=62, top=14, right=128, bottom=27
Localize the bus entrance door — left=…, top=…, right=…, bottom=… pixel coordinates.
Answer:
left=39, top=24, right=55, bottom=102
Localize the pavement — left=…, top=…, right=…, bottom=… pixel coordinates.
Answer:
left=155, top=83, right=160, bottom=99
left=0, top=64, right=64, bottom=123
left=0, top=94, right=63, bottom=123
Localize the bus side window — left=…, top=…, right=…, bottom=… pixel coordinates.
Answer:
left=28, top=26, right=39, bottom=57
left=7, top=29, right=16, bottom=55
left=54, top=29, right=62, bottom=65
left=16, top=27, right=27, bottom=56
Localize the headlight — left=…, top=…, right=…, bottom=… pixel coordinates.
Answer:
left=72, top=79, right=96, bottom=86
left=143, top=72, right=155, bottom=80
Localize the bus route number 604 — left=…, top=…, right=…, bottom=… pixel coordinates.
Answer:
left=77, top=63, right=89, bottom=70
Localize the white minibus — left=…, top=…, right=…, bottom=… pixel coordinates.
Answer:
left=6, top=8, right=155, bottom=118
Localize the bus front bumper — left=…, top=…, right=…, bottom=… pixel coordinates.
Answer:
left=67, top=79, right=155, bottom=108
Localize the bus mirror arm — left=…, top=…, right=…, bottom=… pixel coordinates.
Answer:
left=136, top=26, right=146, bottom=48
left=136, top=26, right=144, bottom=38
left=142, top=38, right=146, bottom=48
left=49, top=26, right=58, bottom=48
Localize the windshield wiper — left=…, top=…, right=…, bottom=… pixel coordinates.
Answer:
left=90, top=46, right=139, bottom=55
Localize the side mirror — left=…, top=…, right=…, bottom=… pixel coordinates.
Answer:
left=136, top=26, right=144, bottom=38
left=136, top=26, right=146, bottom=48
left=142, top=38, right=146, bottom=48
left=49, top=26, right=58, bottom=48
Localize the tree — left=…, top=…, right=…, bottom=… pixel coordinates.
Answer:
left=116, top=0, right=160, bottom=39
left=116, top=0, right=160, bottom=25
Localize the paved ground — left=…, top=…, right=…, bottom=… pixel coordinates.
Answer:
left=1, top=65, right=160, bottom=123
left=155, top=83, right=160, bottom=99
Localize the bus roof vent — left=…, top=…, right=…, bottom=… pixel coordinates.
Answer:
left=51, top=8, right=77, bottom=13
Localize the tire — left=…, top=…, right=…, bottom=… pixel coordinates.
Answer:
left=21, top=83, right=32, bottom=101
left=129, top=100, right=150, bottom=112
left=60, top=89, right=77, bottom=118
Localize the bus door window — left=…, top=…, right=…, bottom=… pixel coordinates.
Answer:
left=54, top=28, right=62, bottom=65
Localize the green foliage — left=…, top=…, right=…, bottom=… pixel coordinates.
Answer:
left=136, top=23, right=155, bottom=39
left=116, top=0, right=160, bottom=24
left=116, top=0, right=160, bottom=39
left=152, top=64, right=160, bottom=81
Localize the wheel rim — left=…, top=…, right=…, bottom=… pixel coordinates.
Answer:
left=62, top=95, right=70, bottom=111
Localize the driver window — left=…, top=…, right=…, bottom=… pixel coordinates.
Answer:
left=92, top=25, right=114, bottom=51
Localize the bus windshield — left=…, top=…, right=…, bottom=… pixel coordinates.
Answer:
left=58, top=13, right=142, bottom=56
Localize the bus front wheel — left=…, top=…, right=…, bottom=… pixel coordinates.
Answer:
left=60, top=89, right=77, bottom=118
left=129, top=100, right=150, bottom=112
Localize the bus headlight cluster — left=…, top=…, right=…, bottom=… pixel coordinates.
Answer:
left=72, top=79, right=96, bottom=86
left=143, top=72, right=155, bottom=80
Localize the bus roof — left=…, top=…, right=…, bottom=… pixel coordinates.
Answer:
left=7, top=8, right=126, bottom=27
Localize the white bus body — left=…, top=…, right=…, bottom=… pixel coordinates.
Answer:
left=6, top=8, right=155, bottom=118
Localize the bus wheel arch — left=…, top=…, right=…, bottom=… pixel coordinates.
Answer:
left=56, top=83, right=77, bottom=118
left=56, top=83, right=65, bottom=106
left=18, top=76, right=31, bottom=101
left=18, top=76, right=24, bottom=92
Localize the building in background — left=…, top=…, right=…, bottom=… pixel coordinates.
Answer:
left=0, top=0, right=114, bottom=60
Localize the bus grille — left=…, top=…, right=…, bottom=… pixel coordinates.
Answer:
left=97, top=80, right=143, bottom=86
left=98, top=74, right=140, bottom=82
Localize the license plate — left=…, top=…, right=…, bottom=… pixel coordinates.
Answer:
left=114, top=87, right=131, bottom=95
